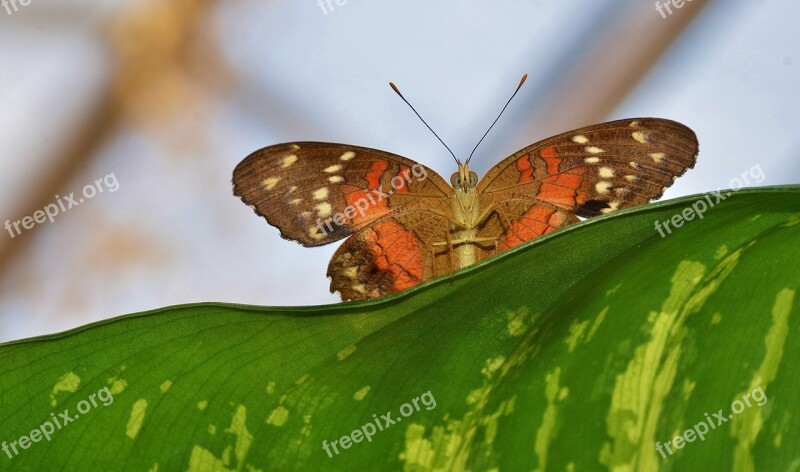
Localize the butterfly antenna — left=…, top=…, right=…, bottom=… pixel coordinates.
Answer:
left=389, top=82, right=461, bottom=165
left=465, top=73, right=528, bottom=165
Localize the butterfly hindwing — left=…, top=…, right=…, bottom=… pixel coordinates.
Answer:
left=475, top=200, right=581, bottom=251
left=478, top=118, right=698, bottom=217
left=327, top=213, right=453, bottom=300
left=233, top=142, right=453, bottom=247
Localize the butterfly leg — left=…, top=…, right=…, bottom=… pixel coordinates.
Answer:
left=432, top=235, right=498, bottom=275
left=496, top=207, right=524, bottom=243
left=446, top=231, right=456, bottom=277
left=430, top=238, right=458, bottom=278
left=431, top=243, right=438, bottom=278
left=430, top=233, right=456, bottom=276
left=467, top=236, right=500, bottom=257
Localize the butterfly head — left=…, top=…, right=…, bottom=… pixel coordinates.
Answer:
left=450, top=163, right=478, bottom=192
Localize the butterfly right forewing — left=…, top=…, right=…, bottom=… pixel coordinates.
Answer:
left=475, top=118, right=698, bottom=250
left=479, top=118, right=698, bottom=216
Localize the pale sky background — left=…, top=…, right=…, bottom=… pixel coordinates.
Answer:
left=0, top=0, right=798, bottom=342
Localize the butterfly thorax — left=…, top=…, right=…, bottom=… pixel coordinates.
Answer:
left=451, top=164, right=480, bottom=229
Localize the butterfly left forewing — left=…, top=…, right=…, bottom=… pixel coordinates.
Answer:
left=233, top=142, right=453, bottom=246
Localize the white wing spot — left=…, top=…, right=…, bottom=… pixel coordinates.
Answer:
left=281, top=154, right=298, bottom=168
left=289, top=144, right=300, bottom=150
left=308, top=226, right=325, bottom=241
left=315, top=202, right=333, bottom=218
left=595, top=181, right=612, bottom=195
left=300, top=211, right=312, bottom=219
left=288, top=185, right=298, bottom=193
left=263, top=177, right=280, bottom=190
left=629, top=161, right=641, bottom=169
left=340, top=151, right=356, bottom=161
left=328, top=176, right=344, bottom=183
left=313, top=187, right=329, bottom=200
left=650, top=152, right=665, bottom=163
left=629, top=120, right=640, bottom=127
left=571, top=135, right=589, bottom=144
left=343, top=266, right=358, bottom=278
left=614, top=187, right=630, bottom=196
left=309, top=226, right=326, bottom=240
left=598, top=167, right=614, bottom=178
left=585, top=146, right=605, bottom=154
left=624, top=174, right=638, bottom=182
left=584, top=157, right=600, bottom=164
left=324, top=164, right=342, bottom=173
left=352, top=284, right=367, bottom=294
left=290, top=198, right=302, bottom=205
left=600, top=201, right=621, bottom=214
left=632, top=131, right=648, bottom=143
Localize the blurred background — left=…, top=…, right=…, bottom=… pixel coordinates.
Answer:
left=0, top=0, right=798, bottom=342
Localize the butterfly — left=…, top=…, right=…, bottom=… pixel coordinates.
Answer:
left=233, top=80, right=698, bottom=301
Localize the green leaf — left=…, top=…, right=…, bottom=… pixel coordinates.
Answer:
left=1, top=186, right=798, bottom=471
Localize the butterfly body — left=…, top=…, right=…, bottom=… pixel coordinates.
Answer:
left=233, top=118, right=698, bottom=301
left=440, top=163, right=487, bottom=268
